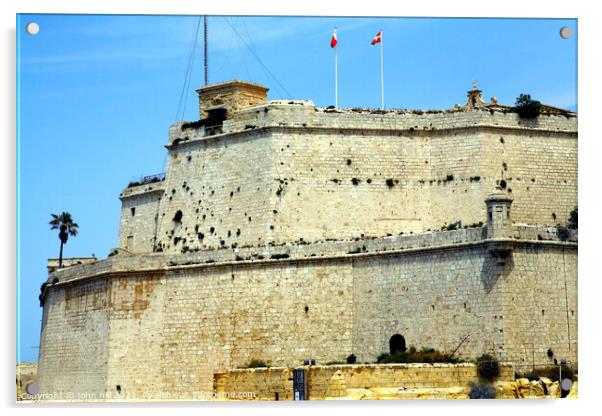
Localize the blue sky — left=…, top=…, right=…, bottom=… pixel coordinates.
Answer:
left=16, top=14, right=577, bottom=362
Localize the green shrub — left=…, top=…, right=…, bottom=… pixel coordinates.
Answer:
left=476, top=354, right=500, bottom=381
left=444, top=221, right=462, bottom=231
left=244, top=359, right=268, bottom=368
left=376, top=347, right=463, bottom=364
left=39, top=282, right=48, bottom=306
left=513, top=94, right=542, bottom=119
left=569, top=207, right=578, bottom=229
left=469, top=383, right=496, bottom=399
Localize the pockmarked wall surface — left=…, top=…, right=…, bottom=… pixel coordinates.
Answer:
left=117, top=97, right=577, bottom=254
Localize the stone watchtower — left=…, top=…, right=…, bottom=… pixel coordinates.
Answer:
left=196, top=80, right=269, bottom=119
left=485, top=191, right=513, bottom=240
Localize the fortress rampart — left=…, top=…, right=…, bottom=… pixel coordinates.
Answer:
left=37, top=221, right=577, bottom=398
left=37, top=81, right=578, bottom=400
left=117, top=90, right=576, bottom=254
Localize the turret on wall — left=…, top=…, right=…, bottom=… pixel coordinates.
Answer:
left=485, top=191, right=513, bottom=240
left=196, top=80, right=269, bottom=120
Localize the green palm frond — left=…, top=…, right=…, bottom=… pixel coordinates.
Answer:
left=49, top=212, right=79, bottom=236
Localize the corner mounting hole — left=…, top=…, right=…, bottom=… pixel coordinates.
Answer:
left=25, top=382, right=38, bottom=395
left=560, top=27, right=572, bottom=39
left=26, top=22, right=40, bottom=35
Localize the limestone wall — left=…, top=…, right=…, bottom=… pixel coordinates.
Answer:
left=351, top=246, right=505, bottom=363
left=118, top=188, right=164, bottom=253
left=152, top=131, right=275, bottom=253
left=227, top=102, right=576, bottom=134
left=37, top=278, right=111, bottom=398
left=106, top=274, right=166, bottom=400
left=117, top=102, right=576, bottom=254
left=213, top=367, right=292, bottom=401
left=502, top=245, right=578, bottom=368
left=157, top=259, right=355, bottom=396
left=37, top=233, right=576, bottom=400
left=213, top=364, right=515, bottom=400
left=271, top=126, right=576, bottom=245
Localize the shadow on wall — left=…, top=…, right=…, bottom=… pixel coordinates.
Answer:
left=480, top=253, right=514, bottom=294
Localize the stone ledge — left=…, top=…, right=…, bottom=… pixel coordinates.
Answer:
left=43, top=227, right=577, bottom=294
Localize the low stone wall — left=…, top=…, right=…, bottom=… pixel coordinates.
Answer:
left=213, top=367, right=293, bottom=401
left=223, top=102, right=577, bottom=138
left=213, top=363, right=515, bottom=400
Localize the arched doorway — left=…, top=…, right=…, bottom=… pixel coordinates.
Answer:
left=389, top=334, right=407, bottom=354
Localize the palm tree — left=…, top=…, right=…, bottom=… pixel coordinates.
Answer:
left=49, top=212, right=79, bottom=268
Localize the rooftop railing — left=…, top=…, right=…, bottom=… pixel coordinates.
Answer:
left=127, top=172, right=166, bottom=188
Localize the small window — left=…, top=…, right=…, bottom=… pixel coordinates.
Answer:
left=130, top=207, right=136, bottom=216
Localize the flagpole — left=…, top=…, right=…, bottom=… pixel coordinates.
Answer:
left=335, top=40, right=338, bottom=108
left=380, top=30, right=384, bottom=110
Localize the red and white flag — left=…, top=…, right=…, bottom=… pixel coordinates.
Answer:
left=330, top=28, right=338, bottom=48
left=371, top=31, right=382, bottom=45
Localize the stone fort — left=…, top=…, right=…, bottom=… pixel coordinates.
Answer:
left=37, top=80, right=577, bottom=399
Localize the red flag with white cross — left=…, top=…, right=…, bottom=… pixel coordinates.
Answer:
left=371, top=31, right=382, bottom=45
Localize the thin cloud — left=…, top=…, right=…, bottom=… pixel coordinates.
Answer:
left=22, top=50, right=183, bottom=65
left=21, top=16, right=388, bottom=71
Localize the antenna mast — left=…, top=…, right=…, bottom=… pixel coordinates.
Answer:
left=203, top=15, right=208, bottom=85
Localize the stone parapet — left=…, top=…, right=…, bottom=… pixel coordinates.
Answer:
left=46, top=225, right=576, bottom=287
left=170, top=102, right=576, bottom=146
